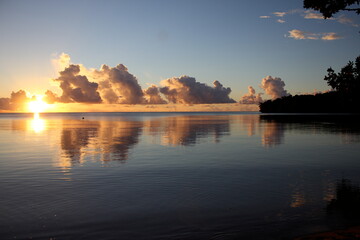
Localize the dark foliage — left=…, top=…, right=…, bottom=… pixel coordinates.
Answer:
left=304, top=0, right=360, bottom=18
left=325, top=56, right=360, bottom=95
left=260, top=55, right=360, bottom=113
left=260, top=92, right=359, bottom=113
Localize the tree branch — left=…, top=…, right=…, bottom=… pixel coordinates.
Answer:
left=343, top=8, right=360, bottom=11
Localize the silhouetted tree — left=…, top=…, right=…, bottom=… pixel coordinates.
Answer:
left=304, top=0, right=360, bottom=18
left=259, top=55, right=360, bottom=113
left=324, top=55, right=360, bottom=95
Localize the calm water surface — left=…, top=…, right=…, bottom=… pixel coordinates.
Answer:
left=1, top=112, right=360, bottom=239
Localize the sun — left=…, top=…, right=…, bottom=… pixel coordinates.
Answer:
left=28, top=96, right=48, bottom=113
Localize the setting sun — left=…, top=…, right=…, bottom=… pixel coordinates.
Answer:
left=28, top=96, right=48, bottom=113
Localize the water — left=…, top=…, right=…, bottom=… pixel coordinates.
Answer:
left=0, top=112, right=360, bottom=239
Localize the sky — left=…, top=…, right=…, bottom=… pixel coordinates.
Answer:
left=0, top=0, right=359, bottom=111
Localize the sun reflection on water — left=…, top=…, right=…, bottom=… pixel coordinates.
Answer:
left=31, top=113, right=46, bottom=133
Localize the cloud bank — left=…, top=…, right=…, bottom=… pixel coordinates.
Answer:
left=35, top=54, right=236, bottom=108
left=0, top=53, right=295, bottom=112
left=159, top=76, right=236, bottom=104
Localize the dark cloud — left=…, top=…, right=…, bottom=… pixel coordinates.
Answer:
left=159, top=76, right=236, bottom=104
left=0, top=98, right=10, bottom=110
left=54, top=64, right=102, bottom=103
left=95, top=64, right=146, bottom=104
left=0, top=90, right=32, bottom=111
left=144, top=85, right=167, bottom=104
left=97, top=79, right=119, bottom=104
left=43, top=90, right=59, bottom=104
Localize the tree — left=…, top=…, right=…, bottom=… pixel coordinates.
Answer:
left=304, top=0, right=360, bottom=18
left=324, top=55, right=360, bottom=95
left=259, top=55, right=360, bottom=113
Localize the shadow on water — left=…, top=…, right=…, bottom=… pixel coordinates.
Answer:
left=260, top=114, right=360, bottom=133
left=260, top=115, right=360, bottom=144
left=327, top=178, right=360, bottom=221
left=295, top=178, right=360, bottom=240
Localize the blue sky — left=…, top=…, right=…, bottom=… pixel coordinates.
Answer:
left=0, top=0, right=359, bottom=100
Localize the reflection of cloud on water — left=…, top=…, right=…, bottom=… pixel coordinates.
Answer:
left=340, top=134, right=360, bottom=144
left=235, top=114, right=259, bottom=136
left=290, top=190, right=306, bottom=208
left=262, top=122, right=285, bottom=147
left=10, top=114, right=360, bottom=168
left=58, top=120, right=143, bottom=167
left=9, top=115, right=231, bottom=168
left=260, top=115, right=360, bottom=146
left=57, top=116, right=230, bottom=167
left=145, top=116, right=230, bottom=146
left=287, top=170, right=339, bottom=210
left=60, top=120, right=100, bottom=166
left=97, top=121, right=143, bottom=162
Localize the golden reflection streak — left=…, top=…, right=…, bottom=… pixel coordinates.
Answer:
left=30, top=112, right=46, bottom=133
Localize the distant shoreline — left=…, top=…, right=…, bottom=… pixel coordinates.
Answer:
left=260, top=92, right=360, bottom=113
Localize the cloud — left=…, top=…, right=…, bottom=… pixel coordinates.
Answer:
left=2, top=53, right=265, bottom=111
left=302, top=11, right=359, bottom=27
left=43, top=90, right=59, bottom=104
left=288, top=29, right=319, bottom=40
left=261, top=76, right=289, bottom=100
left=268, top=8, right=360, bottom=28
left=287, top=29, right=342, bottom=40
left=54, top=64, right=102, bottom=103
left=273, top=12, right=286, bottom=17
left=0, top=90, right=31, bottom=111
left=321, top=32, right=343, bottom=40
left=0, top=98, right=10, bottom=110
left=52, top=53, right=71, bottom=72
left=50, top=54, right=239, bottom=106
left=304, top=10, right=325, bottom=19
left=159, top=76, right=236, bottom=104
left=336, top=15, right=359, bottom=27
left=51, top=54, right=147, bottom=104
left=277, top=19, right=286, bottom=23
left=240, top=86, right=263, bottom=104
left=144, top=85, right=167, bottom=104
left=94, top=64, right=146, bottom=104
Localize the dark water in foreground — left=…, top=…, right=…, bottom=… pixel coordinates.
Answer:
left=1, top=112, right=360, bottom=240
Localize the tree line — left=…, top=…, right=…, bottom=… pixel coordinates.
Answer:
left=260, top=55, right=360, bottom=113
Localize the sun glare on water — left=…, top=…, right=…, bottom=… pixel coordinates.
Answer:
left=28, top=96, right=48, bottom=132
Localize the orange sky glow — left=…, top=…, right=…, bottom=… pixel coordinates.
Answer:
left=17, top=102, right=258, bottom=113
